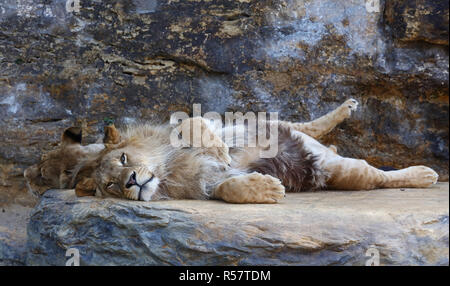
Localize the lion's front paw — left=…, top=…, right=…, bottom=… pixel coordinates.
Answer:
left=255, top=173, right=286, bottom=203
left=340, top=98, right=359, bottom=117
left=216, top=172, right=285, bottom=204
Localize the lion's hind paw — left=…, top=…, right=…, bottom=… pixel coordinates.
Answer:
left=411, top=166, right=439, bottom=187
left=339, top=98, right=359, bottom=118
left=344, top=98, right=359, bottom=112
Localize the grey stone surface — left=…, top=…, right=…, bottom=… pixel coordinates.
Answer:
left=0, top=204, right=32, bottom=265
left=26, top=183, right=449, bottom=266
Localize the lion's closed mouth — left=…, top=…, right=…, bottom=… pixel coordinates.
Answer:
left=136, top=175, right=155, bottom=201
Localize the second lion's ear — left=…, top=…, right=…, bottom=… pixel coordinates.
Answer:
left=62, top=127, right=82, bottom=145
left=103, top=124, right=121, bottom=144
left=75, top=177, right=97, bottom=197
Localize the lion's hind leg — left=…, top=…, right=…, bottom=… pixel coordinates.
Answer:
left=213, top=172, right=285, bottom=203
left=324, top=157, right=386, bottom=190
left=280, top=98, right=358, bottom=139
left=324, top=156, right=439, bottom=190
left=328, top=145, right=338, bottom=154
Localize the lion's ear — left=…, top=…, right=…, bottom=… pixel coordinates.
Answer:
left=62, top=127, right=82, bottom=145
left=75, top=177, right=97, bottom=197
left=103, top=124, right=121, bottom=144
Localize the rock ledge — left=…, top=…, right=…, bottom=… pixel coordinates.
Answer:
left=26, top=183, right=449, bottom=265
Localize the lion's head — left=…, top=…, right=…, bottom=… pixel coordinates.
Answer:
left=23, top=125, right=120, bottom=197
left=74, top=125, right=172, bottom=201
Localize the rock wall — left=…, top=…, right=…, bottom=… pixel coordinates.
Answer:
left=0, top=0, right=448, bottom=204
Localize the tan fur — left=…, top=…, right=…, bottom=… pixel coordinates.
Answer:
left=328, top=145, right=338, bottom=154
left=75, top=177, right=97, bottom=197
left=103, top=124, right=121, bottom=144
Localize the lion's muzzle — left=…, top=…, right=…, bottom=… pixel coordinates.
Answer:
left=122, top=167, right=159, bottom=201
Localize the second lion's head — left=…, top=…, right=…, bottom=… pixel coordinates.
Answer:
left=76, top=124, right=173, bottom=201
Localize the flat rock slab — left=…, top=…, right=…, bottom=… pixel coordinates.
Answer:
left=26, top=183, right=449, bottom=266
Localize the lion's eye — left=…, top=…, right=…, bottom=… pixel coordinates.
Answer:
left=120, top=153, right=127, bottom=165
left=106, top=182, right=115, bottom=189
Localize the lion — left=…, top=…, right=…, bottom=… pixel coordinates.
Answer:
left=56, top=98, right=437, bottom=203
left=23, top=125, right=119, bottom=197
left=24, top=98, right=439, bottom=203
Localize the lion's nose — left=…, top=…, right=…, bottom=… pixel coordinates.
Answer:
left=125, top=171, right=137, bottom=188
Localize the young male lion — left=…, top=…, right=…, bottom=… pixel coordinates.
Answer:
left=25, top=98, right=439, bottom=203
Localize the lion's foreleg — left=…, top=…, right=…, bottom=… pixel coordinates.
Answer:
left=176, top=117, right=231, bottom=164
left=213, top=172, right=285, bottom=203
left=279, top=99, right=358, bottom=139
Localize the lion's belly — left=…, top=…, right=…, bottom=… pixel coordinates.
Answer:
left=229, top=146, right=263, bottom=170
left=290, top=130, right=337, bottom=168
left=229, top=129, right=334, bottom=168
left=227, top=128, right=329, bottom=191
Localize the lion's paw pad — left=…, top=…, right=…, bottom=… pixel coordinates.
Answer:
left=344, top=98, right=359, bottom=111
